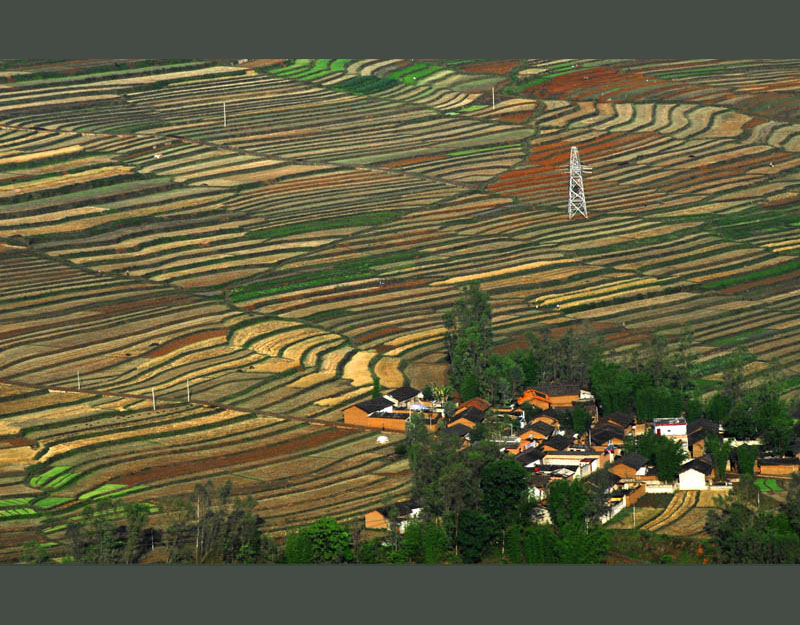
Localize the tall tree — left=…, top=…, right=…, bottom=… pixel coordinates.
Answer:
left=443, top=282, right=493, bottom=395
left=705, top=434, right=733, bottom=482
left=480, top=458, right=529, bottom=553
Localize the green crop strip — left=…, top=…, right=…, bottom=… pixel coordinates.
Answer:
left=448, top=143, right=519, bottom=157
left=245, top=211, right=403, bottom=239
left=230, top=249, right=422, bottom=302
left=331, top=75, right=400, bottom=95
left=0, top=498, right=34, bottom=507
left=78, top=484, right=127, bottom=501
left=30, top=466, right=71, bottom=487
left=692, top=352, right=757, bottom=378
left=699, top=258, right=800, bottom=290
left=34, top=497, right=72, bottom=509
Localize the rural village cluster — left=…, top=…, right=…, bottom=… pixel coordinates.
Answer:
left=349, top=384, right=799, bottom=532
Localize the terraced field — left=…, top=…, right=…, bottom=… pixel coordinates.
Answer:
left=1, top=58, right=799, bottom=559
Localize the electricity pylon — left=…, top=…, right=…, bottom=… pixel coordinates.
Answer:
left=563, top=146, right=592, bottom=219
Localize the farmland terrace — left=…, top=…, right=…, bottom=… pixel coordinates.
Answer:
left=1, top=58, right=799, bottom=560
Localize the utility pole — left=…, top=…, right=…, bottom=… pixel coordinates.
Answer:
left=223, top=102, right=227, bottom=128
left=633, top=505, right=636, bottom=528
left=151, top=387, right=156, bottom=411
left=77, top=371, right=81, bottom=391
left=492, top=87, right=495, bottom=110
left=187, top=379, right=190, bottom=403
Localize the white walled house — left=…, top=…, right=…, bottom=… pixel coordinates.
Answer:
left=678, top=458, right=713, bottom=490
left=653, top=417, right=687, bottom=437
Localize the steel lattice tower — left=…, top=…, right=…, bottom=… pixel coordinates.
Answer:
left=566, top=146, right=591, bottom=219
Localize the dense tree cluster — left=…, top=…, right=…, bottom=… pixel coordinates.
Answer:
left=706, top=474, right=800, bottom=563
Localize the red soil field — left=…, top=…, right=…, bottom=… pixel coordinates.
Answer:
left=118, top=427, right=351, bottom=486
left=381, top=154, right=447, bottom=168
left=354, top=326, right=404, bottom=344
left=144, top=329, right=228, bottom=358
left=460, top=60, right=521, bottom=75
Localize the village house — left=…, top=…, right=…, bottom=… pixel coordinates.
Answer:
left=687, top=419, right=720, bottom=458
left=756, top=457, right=800, bottom=477
left=364, top=500, right=422, bottom=533
left=588, top=422, right=626, bottom=451
left=343, top=387, right=442, bottom=432
left=516, top=384, right=594, bottom=412
left=598, top=412, right=636, bottom=435
left=447, top=405, right=488, bottom=429
left=607, top=453, right=649, bottom=480
left=383, top=386, right=425, bottom=409
left=678, top=456, right=714, bottom=490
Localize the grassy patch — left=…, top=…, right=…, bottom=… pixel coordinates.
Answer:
left=754, top=478, right=770, bottom=493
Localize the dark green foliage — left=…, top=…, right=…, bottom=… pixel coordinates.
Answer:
left=422, top=522, right=450, bottom=563
left=521, top=401, right=541, bottom=421
left=453, top=509, right=493, bottom=563
left=162, top=480, right=269, bottom=564
left=480, top=458, right=529, bottom=530
left=706, top=501, right=800, bottom=563
left=556, top=522, right=609, bottom=564
left=705, top=434, right=732, bottom=482
left=589, top=359, right=637, bottom=413
left=481, top=353, right=525, bottom=405
left=524, top=326, right=603, bottom=388
left=505, top=524, right=523, bottom=563
left=421, top=384, right=434, bottom=401
left=625, top=431, right=686, bottom=482
left=285, top=517, right=353, bottom=564
left=684, top=397, right=704, bottom=422
left=21, top=541, right=51, bottom=564
left=736, top=444, right=760, bottom=476
left=571, top=404, right=591, bottom=434
left=399, top=521, right=425, bottom=563
left=634, top=385, right=682, bottom=422
left=783, top=474, right=800, bottom=535
left=547, top=479, right=592, bottom=531
left=705, top=392, right=731, bottom=423
left=371, top=372, right=382, bottom=399
left=459, top=372, right=480, bottom=402
left=523, top=525, right=559, bottom=563
left=443, top=283, right=493, bottom=396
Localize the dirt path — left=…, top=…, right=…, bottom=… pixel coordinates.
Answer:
left=642, top=491, right=698, bottom=532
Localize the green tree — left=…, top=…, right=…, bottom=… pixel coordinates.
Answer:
left=480, top=458, right=529, bottom=554
left=721, top=348, right=749, bottom=405
left=736, top=444, right=760, bottom=476
left=122, top=502, right=150, bottom=564
left=523, top=525, right=558, bottom=563
left=371, top=372, right=382, bottom=399
left=21, top=541, right=50, bottom=564
left=705, top=434, right=732, bottom=482
left=453, top=508, right=493, bottom=563
left=704, top=392, right=731, bottom=423
left=422, top=522, right=450, bottom=564
left=443, top=282, right=493, bottom=394
left=626, top=431, right=686, bottom=482
left=571, top=404, right=591, bottom=434
left=286, top=517, right=353, bottom=564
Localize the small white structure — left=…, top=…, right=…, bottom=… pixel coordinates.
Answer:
left=678, top=458, right=712, bottom=491
left=376, top=435, right=390, bottom=445
left=653, top=417, right=687, bottom=437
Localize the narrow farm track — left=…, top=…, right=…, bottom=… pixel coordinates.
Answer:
left=641, top=491, right=699, bottom=532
